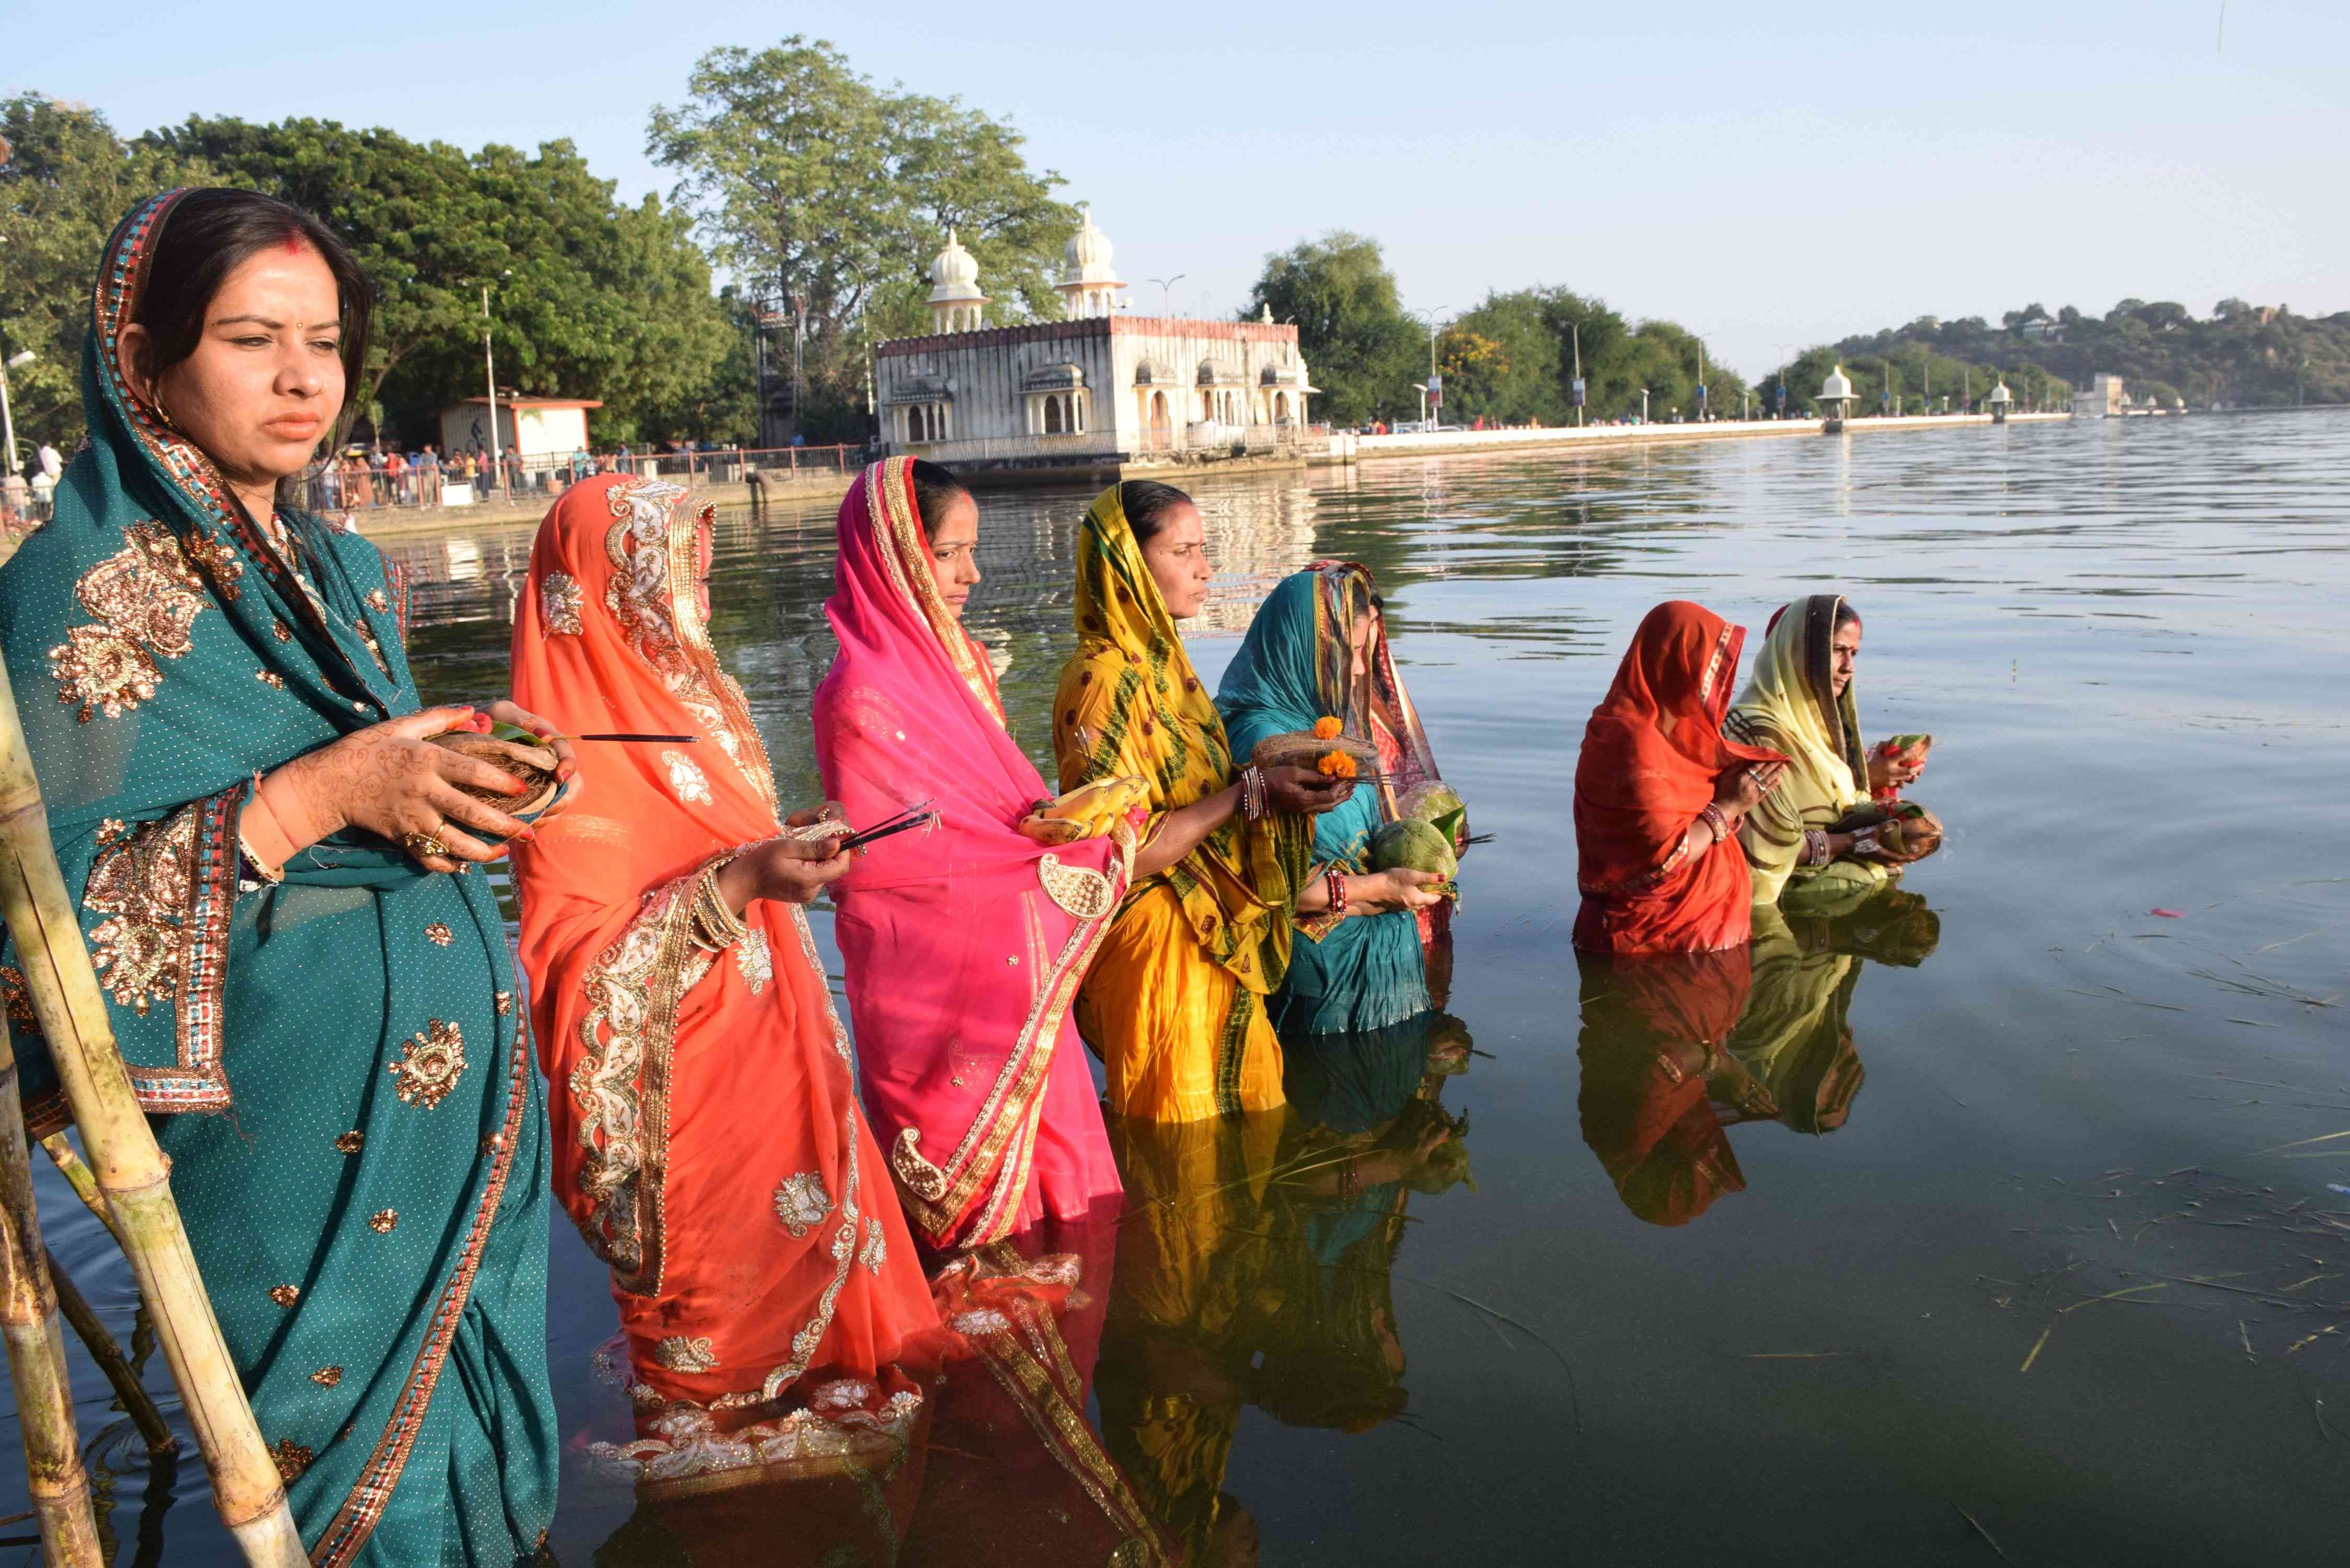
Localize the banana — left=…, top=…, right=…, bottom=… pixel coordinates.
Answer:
left=1042, top=775, right=1148, bottom=837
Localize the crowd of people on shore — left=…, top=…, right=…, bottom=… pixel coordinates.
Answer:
left=0, top=187, right=1945, bottom=1562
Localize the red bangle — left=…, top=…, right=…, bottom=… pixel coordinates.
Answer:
left=1326, top=867, right=1348, bottom=918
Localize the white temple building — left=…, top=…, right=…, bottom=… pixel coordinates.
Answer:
left=876, top=206, right=1315, bottom=479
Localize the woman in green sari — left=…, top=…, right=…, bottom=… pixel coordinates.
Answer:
left=0, top=188, right=563, bottom=1562
left=1216, top=567, right=1445, bottom=1037
left=1724, top=594, right=1938, bottom=912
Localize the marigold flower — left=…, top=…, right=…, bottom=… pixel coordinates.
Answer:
left=1317, top=751, right=1358, bottom=779
left=1312, top=716, right=1344, bottom=740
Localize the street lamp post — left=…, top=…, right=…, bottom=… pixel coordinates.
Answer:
left=1640, top=387, right=1650, bottom=424
left=1412, top=383, right=1429, bottom=427
left=1148, top=274, right=1186, bottom=318
left=0, top=350, right=32, bottom=476
left=480, top=271, right=513, bottom=502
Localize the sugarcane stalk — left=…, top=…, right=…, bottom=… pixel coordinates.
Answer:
left=46, top=1248, right=175, bottom=1454
left=40, top=1133, right=120, bottom=1244
left=0, top=651, right=307, bottom=1566
left=0, top=1020, right=103, bottom=1566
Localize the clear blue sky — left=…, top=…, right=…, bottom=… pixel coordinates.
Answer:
left=20, top=1, right=2347, bottom=379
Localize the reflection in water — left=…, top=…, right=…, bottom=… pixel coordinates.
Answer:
left=590, top=1212, right=1168, bottom=1567
left=1577, top=887, right=1941, bottom=1226
left=1093, top=1009, right=1474, bottom=1564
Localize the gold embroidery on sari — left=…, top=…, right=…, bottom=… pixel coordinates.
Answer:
left=569, top=875, right=695, bottom=1296
left=540, top=571, right=584, bottom=635
left=586, top=1379, right=924, bottom=1497
left=271, top=1439, right=314, bottom=1481
left=180, top=529, right=244, bottom=601
left=773, top=1170, right=832, bottom=1236
left=270, top=1284, right=300, bottom=1308
left=334, top=1131, right=364, bottom=1155
left=388, top=1020, right=466, bottom=1108
left=311, top=1366, right=343, bottom=1388
left=367, top=1208, right=398, bottom=1233
left=49, top=521, right=209, bottom=721
left=662, top=750, right=712, bottom=804
left=654, top=1335, right=718, bottom=1374
left=601, top=479, right=777, bottom=812
left=734, top=928, right=772, bottom=994
left=423, top=922, right=452, bottom=947
left=84, top=812, right=197, bottom=1014
left=1038, top=853, right=1115, bottom=919
left=255, top=669, right=284, bottom=689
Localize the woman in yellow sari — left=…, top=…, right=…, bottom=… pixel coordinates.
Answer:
left=1051, top=480, right=1345, bottom=1121
left=1724, top=594, right=1938, bottom=909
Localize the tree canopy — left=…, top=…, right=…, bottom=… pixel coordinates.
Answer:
left=0, top=95, right=213, bottom=452
left=1241, top=232, right=1426, bottom=425
left=648, top=37, right=1077, bottom=440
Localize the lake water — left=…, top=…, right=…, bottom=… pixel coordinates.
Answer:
left=15, top=411, right=2349, bottom=1564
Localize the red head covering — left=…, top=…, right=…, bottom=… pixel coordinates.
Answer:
left=1573, top=601, right=1785, bottom=954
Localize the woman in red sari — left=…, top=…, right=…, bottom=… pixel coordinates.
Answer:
left=1572, top=601, right=1789, bottom=954
left=509, top=473, right=939, bottom=1497
left=814, top=458, right=1132, bottom=1253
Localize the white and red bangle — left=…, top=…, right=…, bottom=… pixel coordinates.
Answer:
left=1699, top=802, right=1733, bottom=843
left=1325, top=867, right=1349, bottom=918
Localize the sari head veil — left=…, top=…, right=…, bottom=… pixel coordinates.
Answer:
left=1574, top=601, right=1782, bottom=897
left=1053, top=483, right=1307, bottom=995
left=0, top=191, right=553, bottom=1561
left=1217, top=567, right=1432, bottom=1034
left=814, top=458, right=1131, bottom=1249
left=3, top=186, right=425, bottom=1115
left=1729, top=594, right=1867, bottom=813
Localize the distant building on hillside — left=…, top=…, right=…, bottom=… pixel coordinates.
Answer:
left=2020, top=319, right=2065, bottom=343
left=873, top=206, right=1315, bottom=480
left=2071, top=374, right=2127, bottom=418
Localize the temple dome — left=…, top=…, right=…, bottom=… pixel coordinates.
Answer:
left=1062, top=205, right=1119, bottom=285
left=1819, top=364, right=1854, bottom=401
left=928, top=229, right=985, bottom=304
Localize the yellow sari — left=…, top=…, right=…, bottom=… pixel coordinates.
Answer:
left=1723, top=594, right=1890, bottom=907
left=1052, top=485, right=1310, bottom=1120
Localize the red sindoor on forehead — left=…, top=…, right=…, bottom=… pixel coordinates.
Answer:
left=282, top=231, right=307, bottom=255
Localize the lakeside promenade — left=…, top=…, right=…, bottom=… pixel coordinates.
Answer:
left=347, top=410, right=2072, bottom=538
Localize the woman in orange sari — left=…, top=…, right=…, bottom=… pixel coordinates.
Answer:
left=509, top=473, right=938, bottom=1496
left=1573, top=601, right=1789, bottom=955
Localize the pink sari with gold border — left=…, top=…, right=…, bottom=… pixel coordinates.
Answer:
left=815, top=459, right=1132, bottom=1252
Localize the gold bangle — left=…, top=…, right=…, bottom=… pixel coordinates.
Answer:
left=690, top=854, right=750, bottom=950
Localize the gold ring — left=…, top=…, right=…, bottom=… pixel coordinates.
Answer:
left=404, top=831, right=449, bottom=860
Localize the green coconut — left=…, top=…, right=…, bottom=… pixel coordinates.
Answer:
left=1397, top=782, right=1469, bottom=850
left=1370, top=817, right=1459, bottom=880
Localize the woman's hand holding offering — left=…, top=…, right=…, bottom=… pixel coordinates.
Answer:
left=1265, top=763, right=1352, bottom=816
left=1350, top=868, right=1448, bottom=914
left=717, top=802, right=853, bottom=909
left=255, top=705, right=540, bottom=874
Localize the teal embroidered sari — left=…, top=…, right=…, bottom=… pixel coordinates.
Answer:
left=1216, top=569, right=1430, bottom=1037
left=0, top=190, right=556, bottom=1564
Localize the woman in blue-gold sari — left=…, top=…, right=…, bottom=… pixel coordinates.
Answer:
left=1217, top=565, right=1446, bottom=1038
left=0, top=188, right=565, bottom=1562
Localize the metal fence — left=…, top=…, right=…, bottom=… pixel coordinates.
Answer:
left=302, top=444, right=871, bottom=514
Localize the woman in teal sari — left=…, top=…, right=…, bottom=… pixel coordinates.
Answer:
left=0, top=188, right=561, bottom=1562
left=1216, top=566, right=1444, bottom=1037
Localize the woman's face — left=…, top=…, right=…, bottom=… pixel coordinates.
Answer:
left=1349, top=606, right=1378, bottom=681
left=120, top=243, right=344, bottom=492
left=1139, top=501, right=1212, bottom=619
left=1830, top=617, right=1862, bottom=698
left=927, top=491, right=982, bottom=619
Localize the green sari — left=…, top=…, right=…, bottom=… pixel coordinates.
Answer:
left=0, top=190, right=556, bottom=1564
left=1724, top=593, right=1891, bottom=910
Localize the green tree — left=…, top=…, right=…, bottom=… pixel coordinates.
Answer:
left=0, top=94, right=214, bottom=451
left=147, top=117, right=738, bottom=446
left=1243, top=231, right=1422, bottom=425
left=648, top=37, right=1077, bottom=440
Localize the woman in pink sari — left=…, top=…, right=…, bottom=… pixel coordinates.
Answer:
left=815, top=458, right=1134, bottom=1253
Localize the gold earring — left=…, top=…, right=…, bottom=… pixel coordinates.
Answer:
left=152, top=396, right=178, bottom=432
